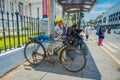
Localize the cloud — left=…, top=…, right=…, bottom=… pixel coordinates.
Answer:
left=93, top=2, right=114, bottom=10
left=84, top=10, right=105, bottom=21
left=83, top=2, right=114, bottom=21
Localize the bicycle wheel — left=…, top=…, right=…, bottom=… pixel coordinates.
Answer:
left=24, top=42, right=46, bottom=65
left=80, top=42, right=89, bottom=56
left=60, top=47, right=86, bottom=72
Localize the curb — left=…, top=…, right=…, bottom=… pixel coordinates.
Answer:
left=90, top=37, right=120, bottom=67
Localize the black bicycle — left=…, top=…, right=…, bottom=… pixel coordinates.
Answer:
left=24, top=36, right=86, bottom=72
left=71, top=30, right=89, bottom=56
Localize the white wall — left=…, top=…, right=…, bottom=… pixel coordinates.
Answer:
left=31, top=2, right=42, bottom=18
left=102, top=2, right=120, bottom=26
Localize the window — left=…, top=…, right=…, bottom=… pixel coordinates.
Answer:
left=115, top=17, right=117, bottom=21
left=119, top=16, right=120, bottom=20
left=113, top=17, right=115, bottom=21
left=103, top=17, right=106, bottom=23
left=116, top=12, right=118, bottom=16
left=113, top=13, right=115, bottom=17
left=0, top=0, right=5, bottom=11
left=10, top=2, right=14, bottom=13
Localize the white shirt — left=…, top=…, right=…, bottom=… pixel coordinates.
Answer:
left=85, top=26, right=91, bottom=35
left=54, top=25, right=63, bottom=37
left=54, top=25, right=64, bottom=48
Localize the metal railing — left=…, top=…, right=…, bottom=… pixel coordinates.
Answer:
left=0, top=11, right=47, bottom=53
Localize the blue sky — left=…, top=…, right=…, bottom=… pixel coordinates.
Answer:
left=83, top=0, right=120, bottom=21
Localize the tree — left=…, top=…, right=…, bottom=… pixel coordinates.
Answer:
left=71, top=13, right=76, bottom=23
left=87, top=20, right=94, bottom=26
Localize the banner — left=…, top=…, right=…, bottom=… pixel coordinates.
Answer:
left=42, top=0, right=50, bottom=18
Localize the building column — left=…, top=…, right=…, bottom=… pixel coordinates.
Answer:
left=48, top=0, right=55, bottom=35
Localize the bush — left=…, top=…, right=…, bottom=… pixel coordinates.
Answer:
left=21, top=26, right=31, bottom=30
left=0, top=35, right=3, bottom=40
left=0, top=47, right=4, bottom=51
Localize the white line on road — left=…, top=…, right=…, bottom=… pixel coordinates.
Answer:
left=103, top=43, right=117, bottom=52
left=100, top=46, right=120, bottom=67
left=107, top=43, right=119, bottom=49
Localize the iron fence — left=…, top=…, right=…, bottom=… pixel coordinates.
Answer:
left=0, top=11, right=47, bottom=53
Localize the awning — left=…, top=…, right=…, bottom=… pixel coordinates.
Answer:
left=56, top=0, right=98, bottom=13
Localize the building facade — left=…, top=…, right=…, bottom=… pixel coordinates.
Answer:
left=0, top=0, right=44, bottom=18
left=98, top=2, right=120, bottom=28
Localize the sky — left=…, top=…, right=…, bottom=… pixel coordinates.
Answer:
left=83, top=0, right=120, bottom=22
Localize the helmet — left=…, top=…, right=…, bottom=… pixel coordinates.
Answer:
left=55, top=17, right=62, bottom=22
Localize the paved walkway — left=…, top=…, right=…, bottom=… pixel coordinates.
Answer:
left=10, top=46, right=101, bottom=80
left=1, top=32, right=120, bottom=80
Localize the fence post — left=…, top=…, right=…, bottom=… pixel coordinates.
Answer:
left=1, top=11, right=6, bottom=51
left=29, top=17, right=31, bottom=36
left=15, top=12, right=20, bottom=47
left=24, top=16, right=26, bottom=43
left=38, top=17, right=39, bottom=35
left=11, top=13, right=15, bottom=48
left=31, top=18, right=33, bottom=36
left=26, top=16, right=29, bottom=38
left=20, top=15, right=24, bottom=45
left=7, top=12, right=11, bottom=49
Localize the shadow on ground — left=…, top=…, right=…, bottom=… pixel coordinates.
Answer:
left=23, top=50, right=101, bottom=80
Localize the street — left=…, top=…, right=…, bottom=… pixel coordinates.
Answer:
left=0, top=30, right=120, bottom=80
left=90, top=30, right=120, bottom=66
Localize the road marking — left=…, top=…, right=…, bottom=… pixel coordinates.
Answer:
left=107, top=43, right=119, bottom=49
left=90, top=36, right=120, bottom=67
left=117, top=43, right=120, bottom=47
left=100, top=46, right=120, bottom=67
left=103, top=43, right=117, bottom=52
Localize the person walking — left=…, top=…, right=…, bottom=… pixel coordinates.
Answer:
left=98, top=26, right=105, bottom=46
left=107, top=26, right=111, bottom=34
left=85, top=25, right=91, bottom=40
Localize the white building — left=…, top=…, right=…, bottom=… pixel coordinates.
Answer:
left=101, top=2, right=120, bottom=28
left=0, top=0, right=43, bottom=18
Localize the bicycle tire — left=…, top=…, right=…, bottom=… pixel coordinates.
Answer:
left=80, top=42, right=89, bottom=56
left=60, top=47, right=86, bottom=72
left=24, top=41, right=46, bottom=65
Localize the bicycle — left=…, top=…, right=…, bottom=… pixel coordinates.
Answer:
left=70, top=29, right=89, bottom=56
left=77, top=34, right=89, bottom=56
left=24, top=35, right=87, bottom=72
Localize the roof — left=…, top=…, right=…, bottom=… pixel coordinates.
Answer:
left=56, top=0, right=98, bottom=13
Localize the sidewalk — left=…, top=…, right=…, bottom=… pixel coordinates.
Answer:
left=1, top=41, right=101, bottom=80
left=90, top=30, right=120, bottom=67
left=1, top=34, right=120, bottom=80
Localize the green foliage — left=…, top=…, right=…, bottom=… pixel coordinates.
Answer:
left=0, top=31, right=45, bottom=51
left=87, top=20, right=94, bottom=26
left=21, top=26, right=31, bottom=30
left=80, top=13, right=84, bottom=18
left=0, top=35, right=2, bottom=40
left=71, top=13, right=76, bottom=23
